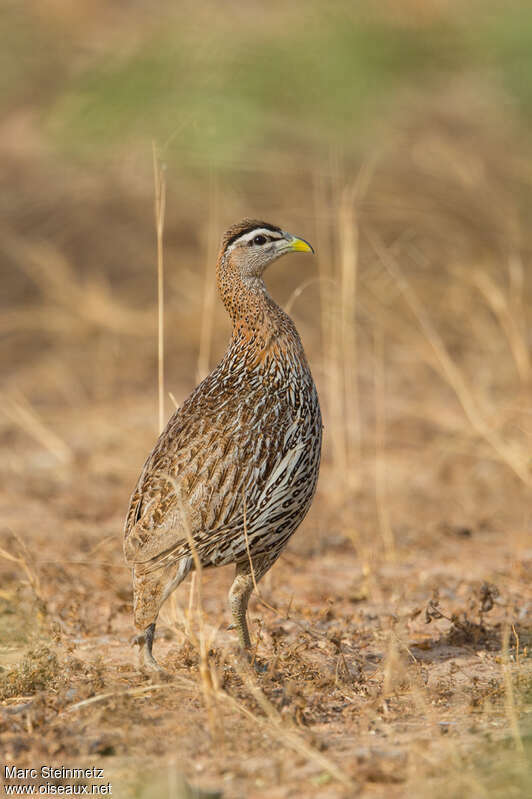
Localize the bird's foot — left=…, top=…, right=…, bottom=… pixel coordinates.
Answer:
left=227, top=620, right=267, bottom=672
left=132, top=625, right=166, bottom=675
left=139, top=647, right=165, bottom=674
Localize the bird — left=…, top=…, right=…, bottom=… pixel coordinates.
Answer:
left=124, top=219, right=322, bottom=669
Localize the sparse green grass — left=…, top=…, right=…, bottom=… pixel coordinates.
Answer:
left=1, top=1, right=531, bottom=171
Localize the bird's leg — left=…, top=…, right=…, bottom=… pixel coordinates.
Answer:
left=228, top=551, right=281, bottom=652
left=228, top=563, right=255, bottom=649
left=131, top=558, right=193, bottom=673
left=133, top=622, right=162, bottom=672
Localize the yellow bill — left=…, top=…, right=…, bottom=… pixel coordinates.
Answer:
left=286, top=235, right=315, bottom=254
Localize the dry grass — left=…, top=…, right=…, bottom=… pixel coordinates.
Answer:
left=2, top=6, right=532, bottom=797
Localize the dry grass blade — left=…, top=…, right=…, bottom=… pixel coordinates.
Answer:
left=0, top=530, right=43, bottom=603
left=152, top=142, right=167, bottom=434
left=162, top=474, right=223, bottom=741
left=313, top=171, right=347, bottom=477
left=501, top=624, right=524, bottom=756
left=65, top=679, right=197, bottom=713
left=196, top=176, right=219, bottom=383
left=242, top=490, right=258, bottom=596
left=507, top=250, right=530, bottom=381
left=338, top=182, right=360, bottom=465
left=373, top=327, right=395, bottom=559
left=1, top=390, right=72, bottom=464
left=168, top=391, right=180, bottom=410
left=471, top=269, right=530, bottom=385
left=284, top=277, right=328, bottom=314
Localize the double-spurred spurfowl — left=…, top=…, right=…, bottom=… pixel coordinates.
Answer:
left=124, top=220, right=322, bottom=669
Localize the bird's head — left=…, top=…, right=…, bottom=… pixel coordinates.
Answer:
left=219, top=219, right=314, bottom=281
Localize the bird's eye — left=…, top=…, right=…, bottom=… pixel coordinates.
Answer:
left=252, top=235, right=267, bottom=246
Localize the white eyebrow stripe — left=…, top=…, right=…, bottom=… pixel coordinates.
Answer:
left=227, top=228, right=284, bottom=252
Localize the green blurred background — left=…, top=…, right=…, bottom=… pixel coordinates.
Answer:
left=6, top=0, right=532, bottom=167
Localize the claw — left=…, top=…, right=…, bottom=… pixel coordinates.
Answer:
left=140, top=649, right=165, bottom=673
